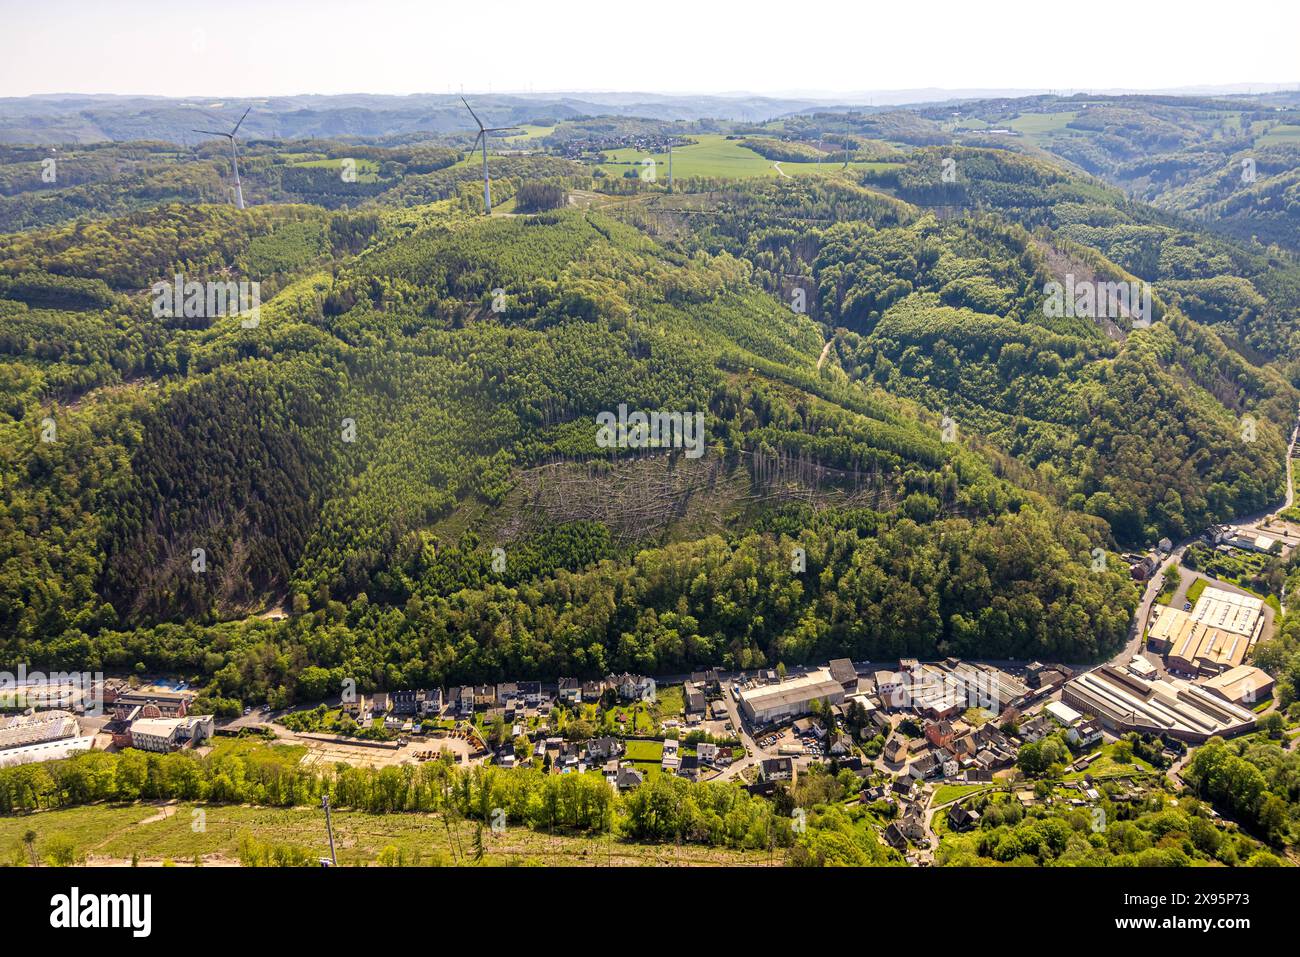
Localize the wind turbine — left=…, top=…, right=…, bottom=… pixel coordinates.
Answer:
left=461, top=98, right=519, bottom=215
left=193, top=106, right=251, bottom=209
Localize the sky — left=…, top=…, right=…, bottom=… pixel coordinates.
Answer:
left=1, top=0, right=1297, bottom=99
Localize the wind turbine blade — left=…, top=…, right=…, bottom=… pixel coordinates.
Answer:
left=471, top=130, right=484, bottom=150
left=192, top=129, right=227, bottom=137
left=461, top=97, right=485, bottom=130
left=231, top=106, right=251, bottom=136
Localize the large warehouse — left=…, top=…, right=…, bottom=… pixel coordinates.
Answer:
left=739, top=669, right=845, bottom=726
left=1147, top=584, right=1265, bottom=676
left=1190, top=586, right=1265, bottom=638
left=1200, top=664, right=1275, bottom=707
left=1061, top=665, right=1256, bottom=743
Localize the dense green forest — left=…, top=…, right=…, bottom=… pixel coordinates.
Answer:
left=0, top=94, right=1297, bottom=710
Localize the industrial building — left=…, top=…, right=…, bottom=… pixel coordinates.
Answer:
left=1191, top=586, right=1265, bottom=636
left=1199, top=664, right=1275, bottom=707
left=1061, top=665, right=1256, bottom=743
left=0, top=710, right=87, bottom=768
left=127, top=714, right=214, bottom=753
left=0, top=709, right=79, bottom=751
left=738, top=669, right=844, bottom=725
left=0, top=736, right=95, bottom=768
left=1147, top=586, right=1264, bottom=676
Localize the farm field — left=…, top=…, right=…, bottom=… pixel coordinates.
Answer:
left=1257, top=123, right=1300, bottom=146
left=505, top=124, right=557, bottom=142
left=597, top=133, right=900, bottom=181
left=1005, top=110, right=1080, bottom=140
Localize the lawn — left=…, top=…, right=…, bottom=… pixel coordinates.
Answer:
left=1062, top=743, right=1155, bottom=781
left=932, top=783, right=991, bottom=805
left=1185, top=577, right=1207, bottom=605
left=623, top=739, right=664, bottom=762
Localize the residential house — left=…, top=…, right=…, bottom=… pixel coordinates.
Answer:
left=899, top=806, right=927, bottom=843
left=925, top=719, right=956, bottom=750
left=587, top=736, right=625, bottom=762
left=1017, top=715, right=1054, bottom=744
left=612, top=673, right=654, bottom=702
left=557, top=678, right=583, bottom=705
left=759, top=756, right=794, bottom=783
left=453, top=686, right=476, bottom=716
left=391, top=690, right=425, bottom=715
left=793, top=716, right=824, bottom=739
left=1068, top=718, right=1103, bottom=749
left=908, top=751, right=942, bottom=780
left=684, top=682, right=707, bottom=716
left=615, top=767, right=643, bottom=791
left=661, top=737, right=681, bottom=772
left=948, top=804, right=981, bottom=831
left=884, top=821, right=909, bottom=850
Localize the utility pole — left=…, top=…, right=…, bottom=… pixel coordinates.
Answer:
left=321, top=793, right=337, bottom=867
left=667, top=145, right=673, bottom=191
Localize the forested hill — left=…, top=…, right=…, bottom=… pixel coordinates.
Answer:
left=0, top=119, right=1293, bottom=707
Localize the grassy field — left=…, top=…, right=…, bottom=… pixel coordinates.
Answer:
left=932, top=783, right=991, bottom=805
left=290, top=156, right=382, bottom=183
left=1062, top=743, right=1155, bottom=781
left=1006, top=111, right=1080, bottom=141
left=1257, top=123, right=1300, bottom=146
left=597, top=134, right=900, bottom=182
left=1, top=802, right=778, bottom=867
left=505, top=124, right=556, bottom=143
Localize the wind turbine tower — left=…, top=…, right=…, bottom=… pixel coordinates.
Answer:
left=461, top=98, right=520, bottom=215
left=193, top=106, right=251, bottom=209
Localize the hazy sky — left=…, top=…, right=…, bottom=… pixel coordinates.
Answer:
left=2, top=0, right=1297, bottom=98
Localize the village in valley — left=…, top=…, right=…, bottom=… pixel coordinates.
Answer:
left=5, top=523, right=1284, bottom=865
